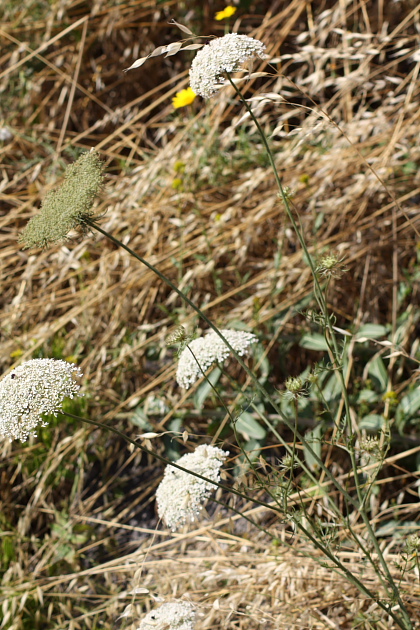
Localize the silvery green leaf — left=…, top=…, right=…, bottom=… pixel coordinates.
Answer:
left=299, top=334, right=329, bottom=351
left=359, top=414, right=384, bottom=430
left=304, top=424, right=322, bottom=471
left=355, top=324, right=388, bottom=340
left=368, top=356, right=388, bottom=391
left=235, top=411, right=267, bottom=440
left=193, top=366, right=222, bottom=410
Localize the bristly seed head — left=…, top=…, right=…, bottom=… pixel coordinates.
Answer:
left=359, top=435, right=381, bottom=455
left=284, top=376, right=307, bottom=400
left=166, top=325, right=188, bottom=346
left=405, top=534, right=420, bottom=554
left=0, top=358, right=83, bottom=442
left=20, top=150, right=104, bottom=249
left=189, top=33, right=266, bottom=99
left=315, top=252, right=347, bottom=280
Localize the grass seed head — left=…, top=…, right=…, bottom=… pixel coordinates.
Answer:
left=20, top=150, right=104, bottom=249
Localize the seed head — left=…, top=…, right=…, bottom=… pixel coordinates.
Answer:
left=189, top=33, right=266, bottom=99
left=0, top=359, right=83, bottom=441
left=405, top=534, right=420, bottom=555
left=156, top=444, right=229, bottom=531
left=284, top=376, right=308, bottom=401
left=359, top=435, right=381, bottom=455
left=315, top=252, right=347, bottom=280
left=279, top=454, right=299, bottom=470
left=166, top=325, right=188, bottom=346
left=176, top=329, right=257, bottom=389
left=20, top=150, right=104, bottom=249
left=137, top=601, right=197, bottom=630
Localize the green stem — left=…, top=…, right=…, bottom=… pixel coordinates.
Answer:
left=62, top=410, right=405, bottom=627
left=225, top=75, right=412, bottom=629
left=61, top=411, right=274, bottom=513
left=84, top=218, right=360, bottom=512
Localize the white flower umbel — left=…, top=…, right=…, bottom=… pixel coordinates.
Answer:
left=156, top=444, right=229, bottom=531
left=176, top=329, right=257, bottom=389
left=137, top=601, right=197, bottom=630
left=0, top=359, right=83, bottom=442
left=189, top=32, right=266, bottom=98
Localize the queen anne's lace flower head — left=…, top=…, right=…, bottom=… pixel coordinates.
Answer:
left=137, top=601, right=197, bottom=630
left=0, top=359, right=83, bottom=441
left=156, top=444, right=229, bottom=531
left=176, top=329, right=257, bottom=389
left=189, top=33, right=266, bottom=98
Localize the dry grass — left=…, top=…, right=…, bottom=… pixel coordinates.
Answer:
left=1, top=0, right=420, bottom=628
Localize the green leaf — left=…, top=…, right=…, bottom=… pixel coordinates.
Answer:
left=355, top=324, right=388, bottom=340
left=235, top=411, right=267, bottom=440
left=322, top=373, right=342, bottom=403
left=129, top=406, right=154, bottom=430
left=164, top=418, right=183, bottom=461
left=398, top=387, right=420, bottom=417
left=193, top=366, right=222, bottom=410
left=374, top=519, right=398, bottom=537
left=314, top=212, right=324, bottom=233
left=303, top=424, right=322, bottom=471
left=234, top=438, right=263, bottom=477
left=359, top=414, right=384, bottom=431
left=299, top=334, right=329, bottom=351
left=395, top=387, right=420, bottom=433
left=357, top=389, right=380, bottom=404
left=368, top=356, right=388, bottom=391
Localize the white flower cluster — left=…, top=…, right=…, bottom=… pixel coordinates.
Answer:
left=156, top=444, right=229, bottom=531
left=0, top=359, right=83, bottom=442
left=176, top=329, right=257, bottom=389
left=189, top=33, right=266, bottom=98
left=137, top=601, right=197, bottom=630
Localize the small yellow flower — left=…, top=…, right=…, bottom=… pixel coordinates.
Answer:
left=172, top=87, right=196, bottom=109
left=215, top=5, right=237, bottom=20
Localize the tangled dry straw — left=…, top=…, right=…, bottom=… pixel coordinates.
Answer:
left=1, top=0, right=420, bottom=628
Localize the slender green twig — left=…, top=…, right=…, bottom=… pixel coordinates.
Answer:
left=61, top=410, right=406, bottom=627
left=84, top=218, right=361, bottom=511
left=225, top=74, right=413, bottom=629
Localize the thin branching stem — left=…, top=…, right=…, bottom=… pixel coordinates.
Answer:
left=226, top=74, right=413, bottom=629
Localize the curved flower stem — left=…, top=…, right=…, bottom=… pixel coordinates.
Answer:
left=86, top=217, right=409, bottom=618
left=84, top=218, right=359, bottom=511
left=62, top=410, right=271, bottom=511
left=225, top=74, right=413, bottom=629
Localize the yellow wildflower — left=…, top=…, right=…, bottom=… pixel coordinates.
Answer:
left=215, top=5, right=237, bottom=20
left=172, top=87, right=196, bottom=109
